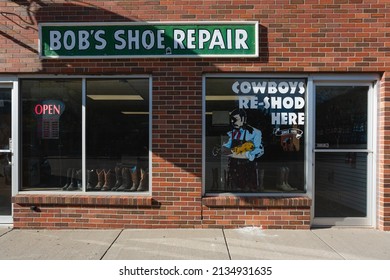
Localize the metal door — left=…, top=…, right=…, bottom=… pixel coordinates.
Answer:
left=313, top=83, right=374, bottom=227
left=0, top=80, right=16, bottom=224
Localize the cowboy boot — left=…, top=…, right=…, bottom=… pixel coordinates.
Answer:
left=66, top=168, right=78, bottom=191
left=102, top=169, right=115, bottom=191
left=223, top=169, right=228, bottom=190
left=111, top=166, right=123, bottom=191
left=62, top=168, right=73, bottom=190
left=282, top=167, right=297, bottom=191
left=276, top=167, right=285, bottom=190
left=76, top=169, right=82, bottom=190
left=87, top=169, right=98, bottom=191
left=94, top=169, right=105, bottom=191
left=136, top=168, right=149, bottom=191
left=129, top=166, right=139, bottom=191
left=256, top=168, right=265, bottom=192
left=116, top=167, right=131, bottom=191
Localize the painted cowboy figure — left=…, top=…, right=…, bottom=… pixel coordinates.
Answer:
left=222, top=108, right=264, bottom=191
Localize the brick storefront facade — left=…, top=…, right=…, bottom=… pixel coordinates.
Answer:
left=1, top=0, right=389, bottom=230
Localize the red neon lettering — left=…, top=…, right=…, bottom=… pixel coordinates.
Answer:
left=34, top=104, right=43, bottom=115
left=34, top=104, right=61, bottom=115
left=53, top=105, right=60, bottom=115
left=43, top=104, right=49, bottom=114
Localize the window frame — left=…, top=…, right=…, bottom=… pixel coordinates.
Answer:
left=202, top=73, right=309, bottom=197
left=310, top=77, right=378, bottom=227
left=203, top=73, right=379, bottom=200
left=17, top=75, right=152, bottom=196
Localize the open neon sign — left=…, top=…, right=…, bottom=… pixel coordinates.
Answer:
left=34, top=100, right=65, bottom=117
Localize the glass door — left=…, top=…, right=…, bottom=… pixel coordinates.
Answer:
left=0, top=85, right=13, bottom=223
left=313, top=83, right=374, bottom=227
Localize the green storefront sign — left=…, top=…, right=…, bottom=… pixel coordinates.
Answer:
left=39, top=22, right=258, bottom=58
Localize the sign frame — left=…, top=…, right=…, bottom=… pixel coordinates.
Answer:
left=38, top=21, right=259, bottom=59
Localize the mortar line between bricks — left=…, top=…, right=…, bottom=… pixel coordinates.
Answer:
left=100, top=229, right=124, bottom=260
left=222, top=228, right=232, bottom=260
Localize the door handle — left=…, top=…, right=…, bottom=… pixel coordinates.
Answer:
left=0, top=150, right=12, bottom=165
left=7, top=152, right=12, bottom=165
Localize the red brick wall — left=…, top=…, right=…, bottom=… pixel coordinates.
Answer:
left=202, top=197, right=311, bottom=229
left=12, top=195, right=311, bottom=229
left=1, top=0, right=389, bottom=230
left=1, top=0, right=389, bottom=73
left=378, top=73, right=390, bottom=231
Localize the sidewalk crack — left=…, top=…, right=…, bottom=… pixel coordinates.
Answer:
left=311, top=229, right=346, bottom=260
left=0, top=227, right=13, bottom=238
left=100, top=229, right=123, bottom=260
left=222, top=228, right=232, bottom=260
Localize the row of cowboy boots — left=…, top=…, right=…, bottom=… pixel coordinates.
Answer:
left=62, top=168, right=82, bottom=191
left=86, top=166, right=148, bottom=192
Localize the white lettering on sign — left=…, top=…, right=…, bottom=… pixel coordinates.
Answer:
left=49, top=30, right=62, bottom=51
left=128, top=30, right=140, bottom=50
left=49, top=30, right=107, bottom=51
left=271, top=112, right=305, bottom=125
left=43, top=24, right=256, bottom=57
left=157, top=30, right=165, bottom=49
left=199, top=30, right=211, bottom=49
left=209, top=30, right=224, bottom=49
left=235, top=29, right=248, bottom=49
left=232, top=81, right=306, bottom=95
left=232, top=80, right=307, bottom=125
left=142, top=30, right=155, bottom=50
left=173, top=30, right=186, bottom=49
left=173, top=29, right=249, bottom=50
left=78, top=30, right=90, bottom=50
left=95, top=30, right=107, bottom=50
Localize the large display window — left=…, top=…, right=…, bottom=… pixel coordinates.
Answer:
left=204, top=77, right=306, bottom=194
left=20, top=77, right=150, bottom=193
left=86, top=79, right=149, bottom=192
left=21, top=79, right=82, bottom=191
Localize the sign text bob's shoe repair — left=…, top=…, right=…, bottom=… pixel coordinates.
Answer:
left=39, top=22, right=258, bottom=58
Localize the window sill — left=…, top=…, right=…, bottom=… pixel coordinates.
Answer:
left=202, top=196, right=312, bottom=208
left=13, top=194, right=156, bottom=208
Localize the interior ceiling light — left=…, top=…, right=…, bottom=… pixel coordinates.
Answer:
left=121, top=111, right=149, bottom=115
left=206, top=95, right=241, bottom=101
left=87, top=95, right=144, bottom=100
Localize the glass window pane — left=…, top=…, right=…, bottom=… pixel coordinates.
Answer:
left=0, top=88, right=12, bottom=214
left=21, top=79, right=82, bottom=191
left=315, top=152, right=367, bottom=218
left=86, top=79, right=149, bottom=192
left=0, top=88, right=11, bottom=149
left=205, top=78, right=306, bottom=193
left=315, top=86, right=368, bottom=149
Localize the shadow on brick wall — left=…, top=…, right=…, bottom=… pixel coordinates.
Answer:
left=2, top=0, right=269, bottom=63
left=1, top=0, right=270, bottom=192
left=2, top=0, right=141, bottom=58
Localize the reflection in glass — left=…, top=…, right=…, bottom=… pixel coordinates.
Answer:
left=316, top=86, right=368, bottom=149
left=21, top=79, right=82, bottom=191
left=315, top=153, right=367, bottom=218
left=0, top=88, right=12, bottom=215
left=205, top=78, right=306, bottom=193
left=86, top=79, right=149, bottom=192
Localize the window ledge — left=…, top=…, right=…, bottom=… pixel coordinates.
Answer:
left=202, top=196, right=312, bottom=208
left=13, top=194, right=156, bottom=208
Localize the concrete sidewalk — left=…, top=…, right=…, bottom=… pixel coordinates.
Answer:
left=0, top=227, right=389, bottom=260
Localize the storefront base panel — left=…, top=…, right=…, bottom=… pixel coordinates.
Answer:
left=12, top=195, right=311, bottom=229
left=202, top=196, right=312, bottom=230
left=12, top=194, right=203, bottom=229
